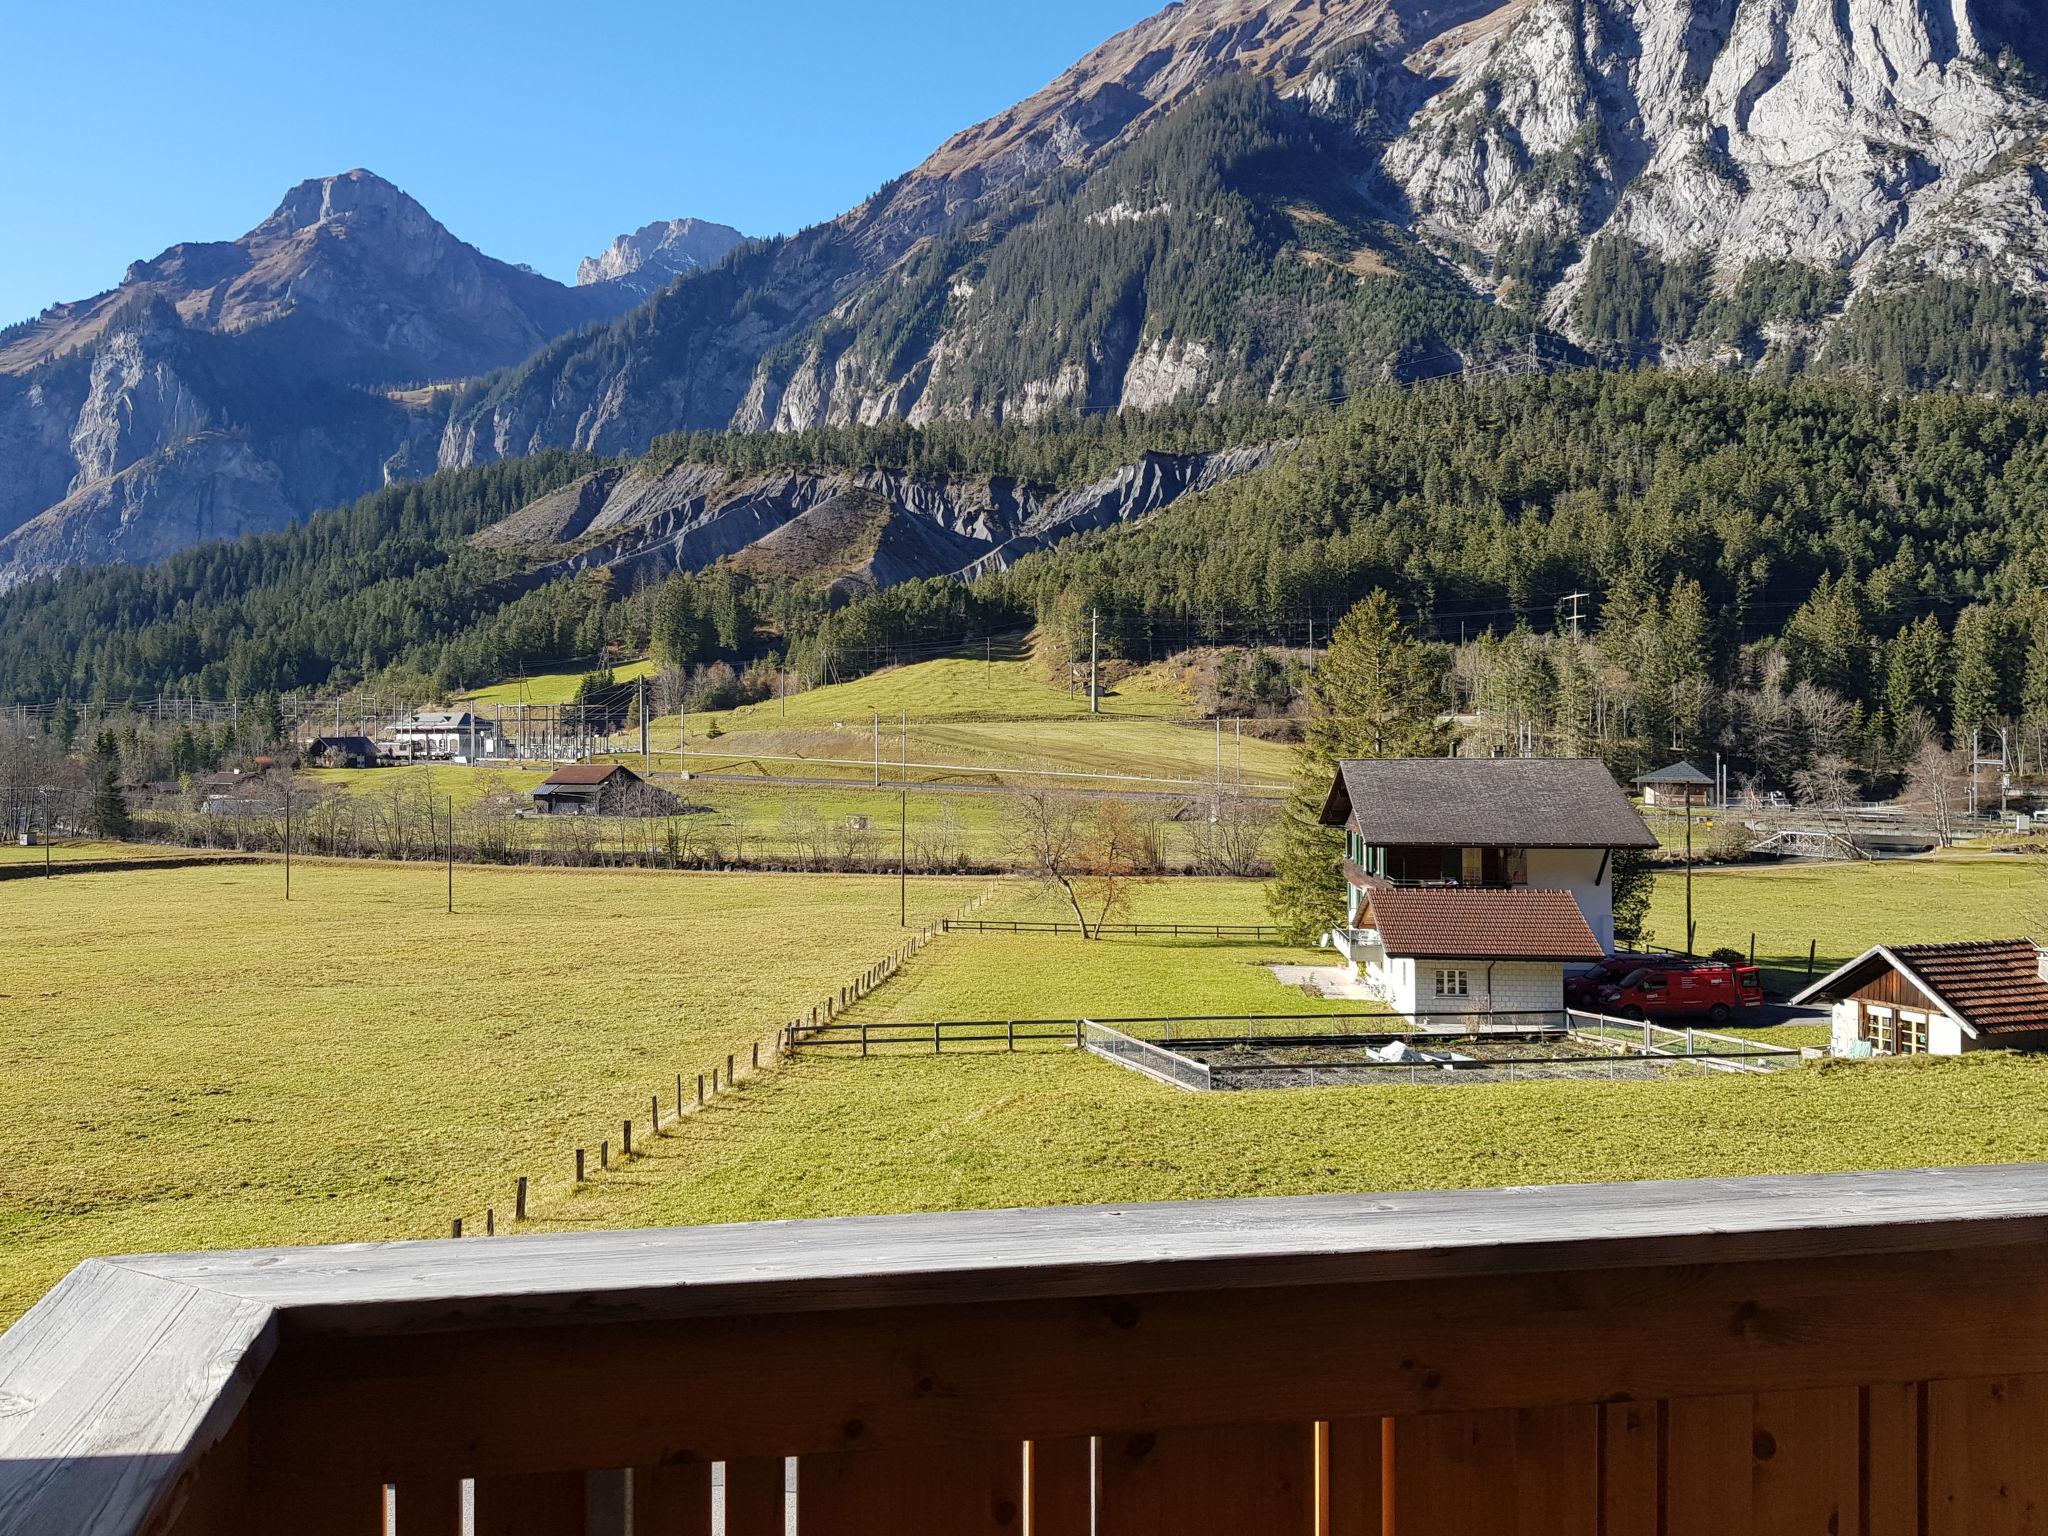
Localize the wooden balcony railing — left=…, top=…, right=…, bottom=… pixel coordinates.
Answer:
left=4, top=1165, right=2048, bottom=1534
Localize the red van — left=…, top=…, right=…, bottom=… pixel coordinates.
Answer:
left=1564, top=953, right=1690, bottom=1011
left=1597, top=961, right=1765, bottom=1022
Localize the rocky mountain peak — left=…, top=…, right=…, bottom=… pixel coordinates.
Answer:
left=258, top=167, right=428, bottom=238
left=577, top=217, right=748, bottom=292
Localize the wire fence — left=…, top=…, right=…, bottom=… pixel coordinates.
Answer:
left=941, top=920, right=1284, bottom=941
left=1081, top=1021, right=1216, bottom=1093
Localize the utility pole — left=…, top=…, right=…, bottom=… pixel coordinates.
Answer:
left=638, top=675, right=649, bottom=772
left=899, top=712, right=908, bottom=927
left=1089, top=609, right=1100, bottom=715
left=1684, top=794, right=1695, bottom=956
left=1559, top=592, right=1588, bottom=642
left=447, top=796, right=455, bottom=915
left=872, top=711, right=881, bottom=790
left=679, top=695, right=687, bottom=778
left=283, top=788, right=291, bottom=903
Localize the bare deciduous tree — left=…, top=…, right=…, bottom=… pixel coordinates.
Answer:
left=1009, top=789, right=1153, bottom=937
left=1907, top=742, right=1967, bottom=848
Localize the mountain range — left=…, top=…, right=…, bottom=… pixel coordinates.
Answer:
left=3, top=0, right=2045, bottom=591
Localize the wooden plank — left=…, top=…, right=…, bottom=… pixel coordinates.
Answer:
left=1927, top=1374, right=2048, bottom=1536
left=1096, top=1423, right=1312, bottom=1536
left=1600, top=1402, right=1660, bottom=1536
left=1318, top=1420, right=1382, bottom=1536
left=1025, top=1437, right=1092, bottom=1536
left=391, top=1478, right=461, bottom=1536
left=1666, top=1395, right=1753, bottom=1536
left=800, top=1443, right=1022, bottom=1533
left=631, top=1464, right=711, bottom=1536
left=1388, top=1407, right=1592, bottom=1535
left=0, top=1261, right=278, bottom=1536
left=1749, top=1388, right=1857, bottom=1536
left=722, top=1458, right=785, bottom=1536
left=248, top=1241, right=2048, bottom=1482
left=1506, top=1405, right=1598, bottom=1535
left=473, top=1471, right=585, bottom=1536
left=1862, top=1382, right=1920, bottom=1536
left=113, top=1167, right=2048, bottom=1336
left=1390, top=1411, right=1516, bottom=1532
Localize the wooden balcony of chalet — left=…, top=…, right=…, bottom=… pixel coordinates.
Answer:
left=4, top=1165, right=2048, bottom=1535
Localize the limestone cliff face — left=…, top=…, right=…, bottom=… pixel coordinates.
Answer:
left=576, top=218, right=749, bottom=296
left=1381, top=0, right=2048, bottom=322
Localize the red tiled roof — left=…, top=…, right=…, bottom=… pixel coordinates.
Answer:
left=1361, top=880, right=1604, bottom=962
left=540, top=764, right=635, bottom=787
left=1893, top=941, right=2048, bottom=1037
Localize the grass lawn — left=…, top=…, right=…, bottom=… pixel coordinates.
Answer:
left=542, top=1050, right=2048, bottom=1239
left=841, top=879, right=1363, bottom=1022
left=0, top=859, right=982, bottom=1321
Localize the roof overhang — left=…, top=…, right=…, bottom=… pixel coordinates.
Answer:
left=1789, top=945, right=1979, bottom=1038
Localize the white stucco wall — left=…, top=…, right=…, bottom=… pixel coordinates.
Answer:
left=1526, top=848, right=1617, bottom=954
left=1830, top=1000, right=1860, bottom=1054
left=1933, top=1016, right=1967, bottom=1055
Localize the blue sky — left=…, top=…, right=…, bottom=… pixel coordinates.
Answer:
left=0, top=0, right=1160, bottom=325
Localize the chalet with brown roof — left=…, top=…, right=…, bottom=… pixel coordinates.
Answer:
left=1792, top=939, right=2048, bottom=1056
left=1318, top=758, right=1656, bottom=1017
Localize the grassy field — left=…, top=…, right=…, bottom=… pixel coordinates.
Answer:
left=0, top=859, right=982, bottom=1320
left=461, top=657, right=658, bottom=707
left=842, top=879, right=1363, bottom=1022
left=544, top=1050, right=2048, bottom=1239
left=1646, top=853, right=2044, bottom=988
left=602, top=652, right=1297, bottom=791
left=0, top=840, right=207, bottom=865
left=6, top=851, right=2041, bottom=1325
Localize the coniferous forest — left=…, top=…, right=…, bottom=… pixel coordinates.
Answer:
left=3, top=369, right=2047, bottom=792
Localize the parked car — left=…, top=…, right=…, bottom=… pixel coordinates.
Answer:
left=1564, top=953, right=1690, bottom=1011
left=1598, top=960, right=1765, bottom=1023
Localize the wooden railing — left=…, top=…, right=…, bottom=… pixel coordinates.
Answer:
left=4, top=1165, right=2048, bottom=1534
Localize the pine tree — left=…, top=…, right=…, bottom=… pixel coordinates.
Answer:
left=1267, top=592, right=1448, bottom=942
left=87, top=766, right=132, bottom=840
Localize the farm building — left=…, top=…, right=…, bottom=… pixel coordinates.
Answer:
left=1792, top=939, right=2048, bottom=1056
left=301, top=735, right=381, bottom=769
left=386, top=711, right=495, bottom=763
left=531, top=764, right=670, bottom=816
left=1319, top=757, right=1657, bottom=1016
left=1633, top=760, right=1714, bottom=807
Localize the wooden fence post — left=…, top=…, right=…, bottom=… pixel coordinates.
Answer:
left=485, top=1209, right=494, bottom=1237
left=651, top=1095, right=660, bottom=1133
left=515, top=1177, right=528, bottom=1219
left=1807, top=939, right=1817, bottom=980
left=452, top=1218, right=462, bottom=1238
left=576, top=1149, right=585, bottom=1182
left=752, top=1042, right=760, bottom=1070
left=623, top=1119, right=632, bottom=1158
left=676, top=1073, right=683, bottom=1118
left=727, top=1052, right=736, bottom=1084
left=697, top=1073, right=705, bottom=1106
left=600, top=1140, right=609, bottom=1170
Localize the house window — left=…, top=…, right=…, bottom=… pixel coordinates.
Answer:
left=1900, top=1011, right=1929, bottom=1055
left=1434, top=968, right=1470, bottom=998
left=1863, top=1006, right=1895, bottom=1054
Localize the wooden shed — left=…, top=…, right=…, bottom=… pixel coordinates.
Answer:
left=1791, top=939, right=2048, bottom=1056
